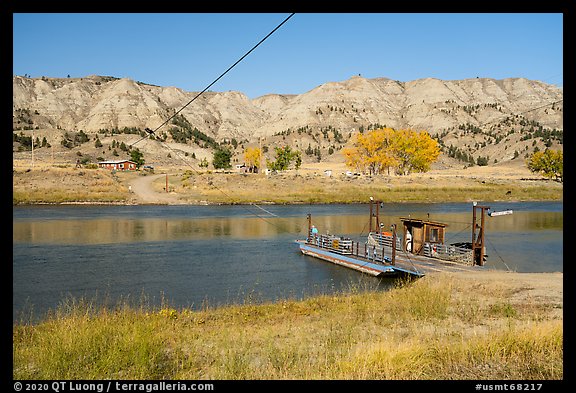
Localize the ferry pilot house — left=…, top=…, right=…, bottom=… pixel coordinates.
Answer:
left=400, top=218, right=447, bottom=255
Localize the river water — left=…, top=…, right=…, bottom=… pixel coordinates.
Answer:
left=13, top=201, right=563, bottom=322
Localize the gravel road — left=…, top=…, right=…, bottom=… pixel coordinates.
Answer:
left=128, top=173, right=184, bottom=204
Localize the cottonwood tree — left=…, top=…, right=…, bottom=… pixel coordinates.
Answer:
left=342, top=128, right=397, bottom=175
left=267, top=146, right=301, bottom=171
left=527, top=149, right=563, bottom=182
left=342, top=128, right=440, bottom=175
left=244, top=147, right=262, bottom=172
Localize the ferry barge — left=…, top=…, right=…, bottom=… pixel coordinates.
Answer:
left=296, top=199, right=501, bottom=277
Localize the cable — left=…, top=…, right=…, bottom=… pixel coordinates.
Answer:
left=139, top=135, right=296, bottom=233
left=444, top=222, right=473, bottom=244
left=485, top=235, right=512, bottom=272
left=125, top=13, right=297, bottom=232
left=519, top=99, right=563, bottom=116
left=131, top=13, right=295, bottom=148
left=358, top=220, right=369, bottom=238
left=478, top=99, right=563, bottom=130
left=250, top=203, right=279, bottom=217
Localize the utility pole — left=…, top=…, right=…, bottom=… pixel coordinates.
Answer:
left=368, top=198, right=381, bottom=233
left=471, top=202, right=489, bottom=266
left=259, top=136, right=263, bottom=174
left=31, top=128, right=34, bottom=168
left=391, top=224, right=396, bottom=265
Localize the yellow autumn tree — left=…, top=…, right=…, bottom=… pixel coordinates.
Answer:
left=342, top=128, right=440, bottom=175
left=527, top=149, right=563, bottom=182
left=244, top=147, right=262, bottom=173
left=392, top=129, right=440, bottom=175
left=342, top=128, right=397, bottom=175
left=342, top=146, right=364, bottom=173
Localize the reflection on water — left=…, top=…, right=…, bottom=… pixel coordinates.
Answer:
left=12, top=211, right=563, bottom=245
left=13, top=202, right=562, bottom=322
left=13, top=217, right=300, bottom=244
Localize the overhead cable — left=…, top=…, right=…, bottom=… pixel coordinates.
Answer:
left=131, top=13, right=295, bottom=147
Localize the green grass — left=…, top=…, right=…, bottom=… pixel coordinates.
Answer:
left=13, top=274, right=563, bottom=380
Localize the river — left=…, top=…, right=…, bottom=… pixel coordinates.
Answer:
left=13, top=201, right=563, bottom=322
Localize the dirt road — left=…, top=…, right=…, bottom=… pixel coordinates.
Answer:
left=451, top=270, right=563, bottom=318
left=128, top=173, right=184, bottom=205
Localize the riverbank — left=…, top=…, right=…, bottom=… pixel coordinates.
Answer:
left=13, top=270, right=562, bottom=380
left=12, top=162, right=563, bottom=205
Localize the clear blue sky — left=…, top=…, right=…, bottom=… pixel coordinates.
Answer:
left=13, top=13, right=563, bottom=99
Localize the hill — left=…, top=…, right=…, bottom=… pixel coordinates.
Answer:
left=13, top=74, right=563, bottom=170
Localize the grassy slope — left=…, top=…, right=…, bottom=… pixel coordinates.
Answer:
left=13, top=272, right=563, bottom=380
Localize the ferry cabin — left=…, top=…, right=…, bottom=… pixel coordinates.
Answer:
left=400, top=217, right=447, bottom=254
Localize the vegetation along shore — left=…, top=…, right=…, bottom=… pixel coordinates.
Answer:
left=13, top=271, right=562, bottom=380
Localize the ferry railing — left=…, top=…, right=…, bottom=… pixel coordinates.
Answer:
left=308, top=232, right=394, bottom=264
left=423, top=242, right=474, bottom=265
left=363, top=243, right=393, bottom=264
left=309, top=230, right=475, bottom=266
left=370, top=233, right=474, bottom=265
left=309, top=233, right=354, bottom=255
left=368, top=233, right=403, bottom=250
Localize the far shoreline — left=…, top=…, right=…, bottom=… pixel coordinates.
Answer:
left=13, top=197, right=564, bottom=207
left=13, top=162, right=563, bottom=206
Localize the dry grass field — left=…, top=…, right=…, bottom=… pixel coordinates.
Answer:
left=12, top=156, right=562, bottom=205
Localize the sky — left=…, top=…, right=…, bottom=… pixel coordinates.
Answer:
left=12, top=13, right=563, bottom=99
